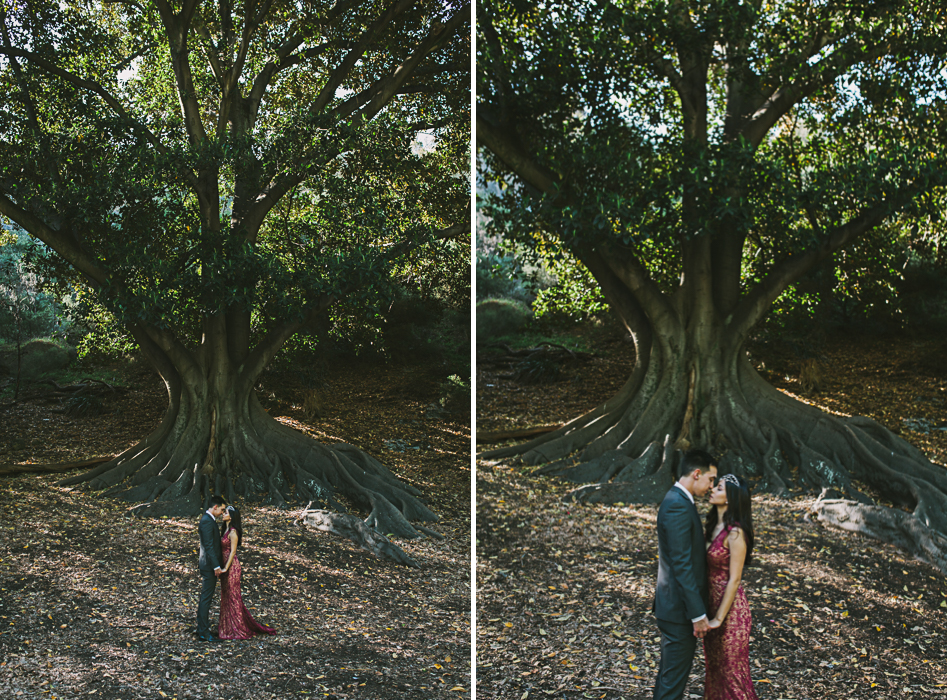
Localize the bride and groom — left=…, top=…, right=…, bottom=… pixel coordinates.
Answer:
left=653, top=449, right=758, bottom=700
left=196, top=496, right=277, bottom=642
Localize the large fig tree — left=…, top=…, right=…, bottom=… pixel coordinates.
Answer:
left=0, top=0, right=469, bottom=532
left=478, top=0, right=947, bottom=570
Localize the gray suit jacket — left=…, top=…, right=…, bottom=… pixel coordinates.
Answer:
left=653, top=485, right=708, bottom=624
left=198, top=512, right=223, bottom=574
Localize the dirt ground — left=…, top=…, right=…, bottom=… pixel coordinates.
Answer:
left=0, top=357, right=471, bottom=700
left=477, top=328, right=947, bottom=699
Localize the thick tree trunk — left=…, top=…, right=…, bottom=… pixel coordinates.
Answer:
left=58, top=318, right=438, bottom=539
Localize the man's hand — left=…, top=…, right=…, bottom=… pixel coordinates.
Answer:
left=693, top=618, right=711, bottom=638
left=214, top=568, right=222, bottom=577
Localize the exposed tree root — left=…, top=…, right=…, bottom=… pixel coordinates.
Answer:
left=810, top=497, right=947, bottom=575
left=295, top=506, right=421, bottom=567
left=477, top=425, right=564, bottom=443
left=58, top=398, right=439, bottom=540
left=0, top=456, right=112, bottom=477
left=482, top=355, right=947, bottom=572
left=480, top=343, right=595, bottom=384
left=40, top=378, right=125, bottom=396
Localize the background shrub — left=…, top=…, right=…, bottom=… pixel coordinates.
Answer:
left=476, top=297, right=531, bottom=342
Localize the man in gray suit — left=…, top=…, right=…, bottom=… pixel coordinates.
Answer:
left=652, top=449, right=717, bottom=700
left=196, top=495, right=227, bottom=642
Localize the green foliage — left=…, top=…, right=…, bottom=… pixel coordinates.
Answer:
left=899, top=261, right=947, bottom=332
left=476, top=297, right=531, bottom=342
left=532, top=249, right=608, bottom=322
left=0, top=229, right=69, bottom=345
left=479, top=0, right=947, bottom=333
left=0, top=336, right=75, bottom=378
left=1, top=0, right=469, bottom=368
left=756, top=219, right=947, bottom=337
left=72, top=300, right=138, bottom=360
left=476, top=224, right=546, bottom=303
left=437, top=373, right=470, bottom=409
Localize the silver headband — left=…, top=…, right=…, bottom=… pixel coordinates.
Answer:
left=719, top=474, right=740, bottom=488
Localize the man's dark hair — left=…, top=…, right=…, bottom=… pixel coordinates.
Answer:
left=209, top=495, right=226, bottom=508
left=677, top=449, right=716, bottom=480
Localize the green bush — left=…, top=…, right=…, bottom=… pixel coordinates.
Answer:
left=476, top=254, right=535, bottom=303
left=476, top=297, right=531, bottom=342
left=0, top=337, right=76, bottom=380
left=384, top=297, right=471, bottom=375
left=0, top=231, right=73, bottom=346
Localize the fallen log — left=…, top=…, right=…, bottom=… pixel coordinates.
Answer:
left=0, top=456, right=113, bottom=477
left=295, top=506, right=421, bottom=567
left=810, top=496, right=947, bottom=576
left=477, top=425, right=563, bottom=444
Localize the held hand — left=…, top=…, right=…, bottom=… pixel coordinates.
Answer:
left=707, top=618, right=722, bottom=630
left=693, top=618, right=711, bottom=638
left=214, top=568, right=222, bottom=577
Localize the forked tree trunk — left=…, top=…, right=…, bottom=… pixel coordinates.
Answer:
left=481, top=244, right=947, bottom=574
left=59, top=314, right=438, bottom=539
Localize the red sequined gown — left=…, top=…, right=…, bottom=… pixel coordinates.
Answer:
left=703, top=525, right=758, bottom=700
left=218, top=528, right=276, bottom=640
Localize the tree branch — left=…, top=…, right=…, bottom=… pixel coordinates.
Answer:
left=742, top=38, right=891, bottom=148
left=191, top=15, right=226, bottom=83
left=243, top=6, right=467, bottom=237
left=0, top=192, right=109, bottom=289
left=345, top=3, right=470, bottom=126
left=478, top=2, right=512, bottom=124
left=600, top=242, right=683, bottom=336
left=0, top=9, right=56, bottom=182
left=245, top=0, right=362, bottom=110
left=476, top=114, right=558, bottom=194
left=0, top=46, right=206, bottom=202
left=154, top=0, right=209, bottom=146
left=241, top=215, right=467, bottom=382
left=310, top=0, right=418, bottom=116
left=142, top=323, right=202, bottom=387
left=578, top=245, right=652, bottom=345
left=731, top=202, right=893, bottom=341
left=111, top=42, right=157, bottom=76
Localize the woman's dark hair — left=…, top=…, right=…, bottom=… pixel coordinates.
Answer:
left=704, top=475, right=755, bottom=566
left=221, top=505, right=243, bottom=547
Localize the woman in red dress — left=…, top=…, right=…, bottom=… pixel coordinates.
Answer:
left=218, top=505, right=276, bottom=640
left=702, top=474, right=758, bottom=700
